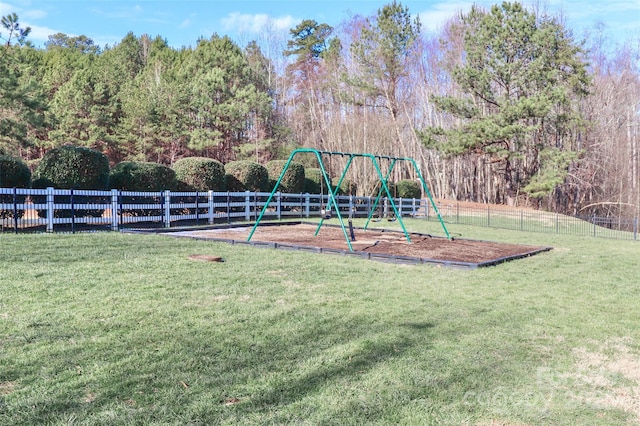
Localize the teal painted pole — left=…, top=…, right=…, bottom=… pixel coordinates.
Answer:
left=364, top=158, right=396, bottom=230
left=313, top=153, right=354, bottom=251
left=248, top=148, right=353, bottom=251
left=408, top=158, right=451, bottom=240
left=364, top=155, right=411, bottom=242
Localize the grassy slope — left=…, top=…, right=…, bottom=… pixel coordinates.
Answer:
left=1, top=220, right=638, bottom=425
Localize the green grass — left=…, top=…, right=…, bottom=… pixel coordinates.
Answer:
left=1, top=220, right=639, bottom=425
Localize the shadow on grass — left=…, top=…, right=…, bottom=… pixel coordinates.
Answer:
left=3, top=311, right=439, bottom=424
left=220, top=318, right=438, bottom=422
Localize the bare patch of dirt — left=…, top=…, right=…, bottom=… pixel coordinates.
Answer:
left=567, top=338, right=640, bottom=421
left=176, top=223, right=550, bottom=266
left=0, top=381, right=16, bottom=395
left=187, top=254, right=224, bottom=262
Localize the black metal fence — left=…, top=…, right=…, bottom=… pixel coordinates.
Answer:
left=1, top=187, right=638, bottom=241
left=430, top=201, right=639, bottom=240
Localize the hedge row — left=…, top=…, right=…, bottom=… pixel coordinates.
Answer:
left=1, top=146, right=424, bottom=197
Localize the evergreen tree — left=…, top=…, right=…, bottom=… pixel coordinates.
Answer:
left=49, top=33, right=144, bottom=158
left=350, top=1, right=421, bottom=119
left=179, top=35, right=272, bottom=162
left=421, top=2, right=589, bottom=203
left=0, top=13, right=46, bottom=156
left=119, top=36, right=189, bottom=163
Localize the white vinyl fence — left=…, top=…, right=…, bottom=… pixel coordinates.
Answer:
left=0, top=187, right=424, bottom=233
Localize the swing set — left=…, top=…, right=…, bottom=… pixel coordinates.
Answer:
left=247, top=148, right=450, bottom=251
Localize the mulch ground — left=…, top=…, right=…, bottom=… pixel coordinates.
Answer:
left=172, top=222, right=551, bottom=267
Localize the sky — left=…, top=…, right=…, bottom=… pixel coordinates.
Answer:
left=1, top=0, right=639, bottom=51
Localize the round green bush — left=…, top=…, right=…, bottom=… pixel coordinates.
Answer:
left=332, top=177, right=357, bottom=196
left=304, top=168, right=322, bottom=193
left=225, top=161, right=269, bottom=192
left=109, top=161, right=177, bottom=217
left=109, top=161, right=177, bottom=191
left=31, top=146, right=110, bottom=219
left=0, top=155, right=31, bottom=188
left=396, top=179, right=422, bottom=199
left=371, top=180, right=397, bottom=198
left=266, top=160, right=305, bottom=193
left=173, top=157, right=226, bottom=191
left=32, top=146, right=109, bottom=190
left=0, top=155, right=31, bottom=219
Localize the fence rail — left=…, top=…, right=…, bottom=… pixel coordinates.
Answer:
left=1, top=187, right=638, bottom=241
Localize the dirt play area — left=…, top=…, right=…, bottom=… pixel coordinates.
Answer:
left=165, top=222, right=551, bottom=268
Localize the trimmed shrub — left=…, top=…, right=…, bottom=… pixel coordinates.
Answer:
left=0, top=155, right=31, bottom=219
left=396, top=179, right=422, bottom=199
left=332, top=177, right=357, bottom=196
left=109, top=161, right=178, bottom=217
left=0, top=155, right=31, bottom=188
left=304, top=168, right=322, bottom=194
left=32, top=146, right=109, bottom=190
left=173, top=157, right=226, bottom=191
left=225, top=161, right=269, bottom=192
left=371, top=180, right=397, bottom=198
left=32, top=146, right=110, bottom=219
left=109, top=161, right=177, bottom=191
left=304, top=168, right=352, bottom=194
left=266, top=160, right=305, bottom=193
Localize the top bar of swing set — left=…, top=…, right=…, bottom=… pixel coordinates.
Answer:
left=246, top=148, right=451, bottom=251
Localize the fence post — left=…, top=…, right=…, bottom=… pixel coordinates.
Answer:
left=634, top=217, right=638, bottom=241
left=70, top=189, right=76, bottom=234
left=520, top=210, right=524, bottom=231
left=12, top=187, right=18, bottom=233
left=195, top=191, right=200, bottom=225
left=208, top=191, right=214, bottom=224
left=46, top=187, right=54, bottom=232
left=556, top=212, right=559, bottom=234
left=305, top=193, right=310, bottom=218
left=277, top=191, right=282, bottom=220
left=245, top=191, right=251, bottom=221
left=164, top=190, right=171, bottom=228
left=110, top=189, right=119, bottom=231
left=254, top=192, right=259, bottom=221
left=412, top=198, right=417, bottom=217
left=593, top=214, right=597, bottom=237
left=349, top=194, right=354, bottom=217
left=487, top=205, right=490, bottom=227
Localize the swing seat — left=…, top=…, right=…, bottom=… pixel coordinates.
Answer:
left=321, top=209, right=332, bottom=219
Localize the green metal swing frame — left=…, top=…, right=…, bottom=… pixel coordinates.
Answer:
left=247, top=148, right=450, bottom=251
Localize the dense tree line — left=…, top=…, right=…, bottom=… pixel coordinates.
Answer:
left=1, top=2, right=639, bottom=217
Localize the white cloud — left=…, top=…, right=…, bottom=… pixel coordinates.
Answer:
left=23, top=8, right=46, bottom=20
left=179, top=18, right=192, bottom=30
left=0, top=1, right=47, bottom=20
left=221, top=12, right=298, bottom=34
left=416, top=1, right=475, bottom=33
left=23, top=22, right=64, bottom=43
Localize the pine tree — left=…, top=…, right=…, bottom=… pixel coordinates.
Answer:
left=0, top=13, right=46, bottom=156
left=421, top=2, right=589, bottom=204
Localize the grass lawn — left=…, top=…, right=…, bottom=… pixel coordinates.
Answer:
left=1, top=219, right=639, bottom=425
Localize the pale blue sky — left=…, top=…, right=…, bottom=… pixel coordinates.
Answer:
left=2, top=0, right=638, bottom=50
